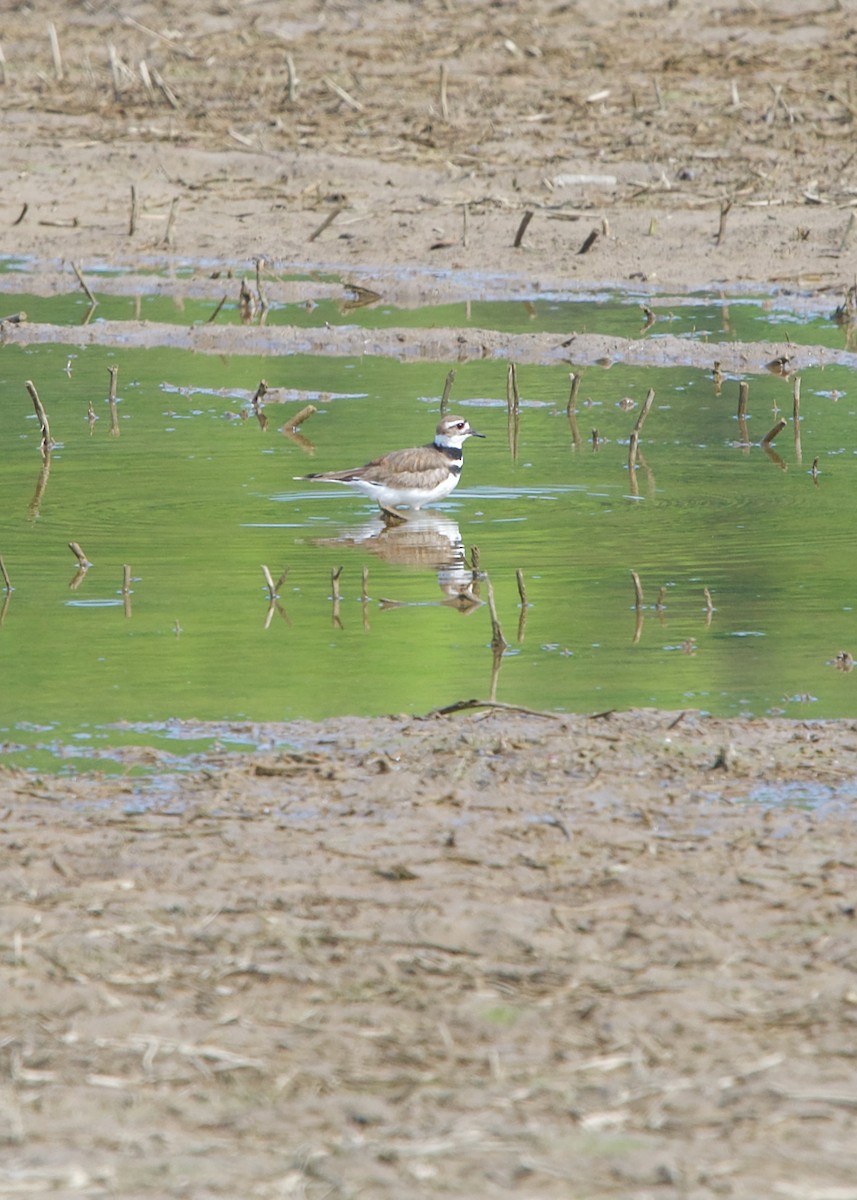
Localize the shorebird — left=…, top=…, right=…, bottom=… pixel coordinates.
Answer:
left=297, top=414, right=485, bottom=515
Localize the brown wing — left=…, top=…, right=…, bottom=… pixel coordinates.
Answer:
left=357, top=444, right=448, bottom=487
left=305, top=443, right=448, bottom=486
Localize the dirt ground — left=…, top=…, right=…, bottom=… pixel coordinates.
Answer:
left=2, top=2, right=857, bottom=1197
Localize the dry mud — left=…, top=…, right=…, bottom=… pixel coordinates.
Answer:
left=2, top=3, right=857, bottom=1197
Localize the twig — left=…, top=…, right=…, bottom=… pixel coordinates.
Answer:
left=506, top=362, right=520, bottom=410
left=163, top=197, right=179, bottom=248
left=287, top=404, right=317, bottom=430
left=207, top=295, right=228, bottom=323
left=108, top=43, right=122, bottom=99
left=107, top=364, right=120, bottom=437
left=792, top=375, right=801, bottom=425
left=716, top=197, right=733, bottom=245
left=261, top=565, right=288, bottom=600
left=630, top=569, right=644, bottom=609
left=139, top=59, right=154, bottom=101
left=0, top=556, right=11, bottom=592
left=120, top=13, right=195, bottom=58
left=323, top=75, right=362, bottom=111
left=68, top=542, right=92, bottom=568
left=47, top=21, right=62, bottom=81
left=255, top=257, right=269, bottom=312
left=439, top=62, right=449, bottom=121
left=513, top=210, right=533, bottom=248
left=342, top=282, right=382, bottom=311
left=122, top=565, right=132, bottom=617
left=440, top=368, right=456, bottom=416
left=284, top=52, right=298, bottom=102
left=506, top=362, right=520, bottom=459
left=628, top=386, right=655, bottom=469
left=129, top=184, right=138, bottom=237
left=578, top=229, right=599, bottom=255
left=838, top=213, right=856, bottom=256
left=12, top=203, right=28, bottom=227
left=515, top=569, right=528, bottom=607
left=25, top=380, right=52, bottom=456
left=309, top=205, right=345, bottom=243
left=71, top=262, right=97, bottom=307
left=761, top=418, right=787, bottom=446
left=737, top=380, right=749, bottom=419
left=151, top=67, right=179, bottom=109
left=424, top=698, right=561, bottom=719
left=567, top=372, right=582, bottom=447
left=331, top=566, right=343, bottom=602
left=251, top=380, right=268, bottom=430
left=461, top=202, right=469, bottom=248
left=633, top=387, right=656, bottom=434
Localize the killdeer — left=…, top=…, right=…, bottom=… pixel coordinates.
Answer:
left=297, top=414, right=485, bottom=515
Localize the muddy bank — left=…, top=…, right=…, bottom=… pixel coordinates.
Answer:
left=3, top=707, right=857, bottom=1197
left=4, top=311, right=856, bottom=376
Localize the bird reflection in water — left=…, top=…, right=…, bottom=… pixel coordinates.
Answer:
left=313, top=512, right=481, bottom=613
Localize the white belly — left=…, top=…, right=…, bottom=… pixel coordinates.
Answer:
left=346, top=472, right=461, bottom=509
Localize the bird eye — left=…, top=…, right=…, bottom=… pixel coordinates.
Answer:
left=455, top=421, right=465, bottom=429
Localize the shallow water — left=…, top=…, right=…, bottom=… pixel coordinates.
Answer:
left=1, top=263, right=853, bottom=351
left=1, top=270, right=855, bottom=769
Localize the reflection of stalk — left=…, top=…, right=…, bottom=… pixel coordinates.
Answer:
left=0, top=556, right=11, bottom=592
left=282, top=404, right=318, bottom=451
left=331, top=566, right=343, bottom=629
left=629, top=571, right=645, bottom=644
left=68, top=565, right=89, bottom=592
left=486, top=571, right=508, bottom=698
left=515, top=568, right=528, bottom=644
left=122, top=564, right=132, bottom=619
left=28, top=452, right=51, bottom=520
left=485, top=574, right=508, bottom=654
left=704, top=587, right=715, bottom=628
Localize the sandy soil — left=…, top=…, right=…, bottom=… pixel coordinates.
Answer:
left=2, top=3, right=857, bottom=1197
